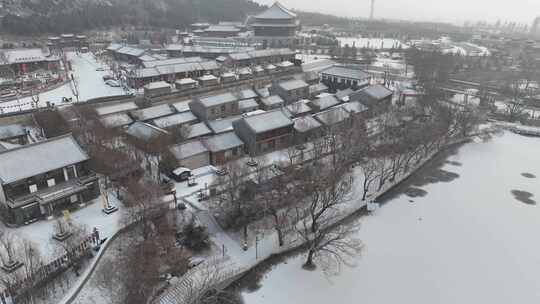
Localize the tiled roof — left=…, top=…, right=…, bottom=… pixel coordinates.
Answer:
left=321, top=66, right=370, bottom=80
left=241, top=110, right=293, bottom=134
left=0, top=135, right=88, bottom=184
left=254, top=2, right=297, bottom=19
left=203, top=132, right=244, bottom=152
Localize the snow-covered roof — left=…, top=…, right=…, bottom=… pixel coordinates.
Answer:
left=0, top=124, right=26, bottom=140
left=254, top=2, right=297, bottom=19
left=207, top=116, right=242, bottom=134
left=138, top=54, right=159, bottom=62
left=285, top=101, right=312, bottom=116
left=321, top=66, right=370, bottom=80
left=302, top=59, right=337, bottom=73
left=204, top=25, right=241, bottom=33
left=116, top=46, right=146, bottom=57
left=339, top=101, right=368, bottom=114
left=241, top=110, right=293, bottom=134
left=221, top=72, right=236, bottom=78
left=125, top=121, right=169, bottom=141
left=176, top=78, right=197, bottom=85
left=169, top=140, right=209, bottom=160
left=239, top=98, right=259, bottom=111
left=130, top=104, right=175, bottom=121
left=144, top=81, right=171, bottom=90
left=99, top=113, right=133, bottom=128
left=278, top=61, right=294, bottom=68
left=95, top=101, right=139, bottom=116
left=313, top=107, right=351, bottom=126
left=294, top=116, right=322, bottom=133
left=309, top=83, right=328, bottom=94
left=229, top=52, right=252, bottom=61
left=360, top=85, right=393, bottom=100
left=186, top=122, right=213, bottom=139
left=239, top=68, right=253, bottom=75
left=168, top=44, right=255, bottom=55
left=142, top=57, right=203, bottom=68
left=134, top=67, right=161, bottom=78
left=278, top=79, right=308, bottom=91
left=335, top=88, right=355, bottom=101
left=106, top=43, right=123, bottom=52
left=203, top=132, right=244, bottom=152
left=198, top=92, right=238, bottom=108
left=152, top=112, right=198, bottom=129
left=310, top=95, right=340, bottom=110
left=229, top=48, right=295, bottom=62
left=134, top=60, right=219, bottom=79
left=1, top=48, right=58, bottom=65
left=0, top=135, right=89, bottom=184
left=199, top=74, right=218, bottom=81
left=261, top=95, right=284, bottom=107
left=237, top=89, right=258, bottom=100
left=172, top=100, right=191, bottom=113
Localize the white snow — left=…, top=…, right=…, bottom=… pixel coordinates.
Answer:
left=3, top=192, right=123, bottom=260
left=242, top=132, right=540, bottom=304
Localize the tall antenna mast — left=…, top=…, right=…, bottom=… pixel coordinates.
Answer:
left=370, top=0, right=375, bottom=20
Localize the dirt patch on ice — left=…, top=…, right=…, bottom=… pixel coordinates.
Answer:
left=404, top=187, right=428, bottom=198
left=521, top=173, right=536, bottom=179
left=446, top=161, right=462, bottom=167
left=511, top=190, right=536, bottom=205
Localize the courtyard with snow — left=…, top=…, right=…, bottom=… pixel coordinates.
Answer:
left=242, top=131, right=540, bottom=304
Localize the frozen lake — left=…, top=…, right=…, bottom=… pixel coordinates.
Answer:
left=242, top=131, right=540, bottom=304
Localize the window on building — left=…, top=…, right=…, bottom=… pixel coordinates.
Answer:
left=47, top=178, right=56, bottom=187
left=221, top=105, right=226, bottom=112
left=29, top=184, right=38, bottom=193
left=66, top=166, right=77, bottom=180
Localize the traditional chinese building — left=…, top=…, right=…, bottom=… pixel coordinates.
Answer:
left=250, top=2, right=300, bottom=48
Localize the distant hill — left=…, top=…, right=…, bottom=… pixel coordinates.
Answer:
left=0, top=0, right=264, bottom=35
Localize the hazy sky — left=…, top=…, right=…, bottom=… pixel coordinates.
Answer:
left=255, top=0, right=540, bottom=25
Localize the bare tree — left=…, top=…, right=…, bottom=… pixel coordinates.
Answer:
left=123, top=178, right=167, bottom=240
left=358, top=158, right=379, bottom=201
left=293, top=203, right=363, bottom=274
left=210, top=162, right=253, bottom=230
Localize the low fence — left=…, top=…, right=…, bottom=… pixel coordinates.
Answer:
left=0, top=231, right=101, bottom=304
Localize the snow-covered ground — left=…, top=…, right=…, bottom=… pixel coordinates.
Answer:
left=3, top=192, right=123, bottom=260
left=0, top=52, right=128, bottom=113
left=243, top=132, right=540, bottom=304
left=337, top=37, right=407, bottom=49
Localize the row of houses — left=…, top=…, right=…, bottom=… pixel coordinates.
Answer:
left=92, top=72, right=393, bottom=172
left=140, top=60, right=298, bottom=97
